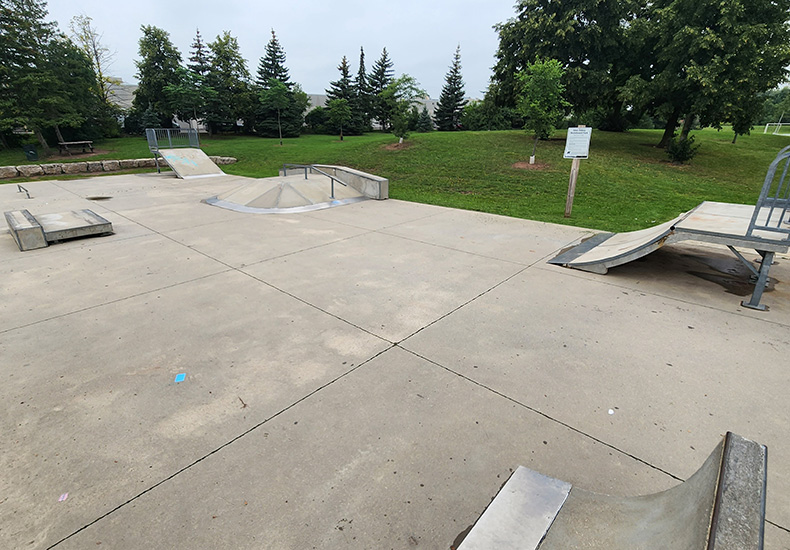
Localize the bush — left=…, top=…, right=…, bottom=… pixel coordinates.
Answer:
left=666, top=134, right=701, bottom=164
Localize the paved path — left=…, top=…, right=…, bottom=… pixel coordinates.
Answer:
left=1, top=173, right=788, bottom=549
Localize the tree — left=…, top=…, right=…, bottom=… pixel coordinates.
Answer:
left=0, top=0, right=54, bottom=147
left=493, top=0, right=641, bottom=132
left=260, top=79, right=290, bottom=145
left=380, top=75, right=425, bottom=142
left=20, top=36, right=99, bottom=149
left=622, top=0, right=790, bottom=146
left=132, top=25, right=182, bottom=127
left=69, top=15, right=114, bottom=102
left=327, top=99, right=352, bottom=141
left=416, top=106, right=433, bottom=132
left=187, top=28, right=210, bottom=77
left=369, top=48, right=395, bottom=129
left=164, top=67, right=214, bottom=129
left=326, top=56, right=355, bottom=102
left=255, top=82, right=308, bottom=138
left=354, top=47, right=372, bottom=129
left=434, top=46, right=467, bottom=131
left=326, top=56, right=364, bottom=135
left=205, top=31, right=253, bottom=133
left=516, top=59, right=570, bottom=162
left=68, top=14, right=120, bottom=137
left=256, top=29, right=290, bottom=88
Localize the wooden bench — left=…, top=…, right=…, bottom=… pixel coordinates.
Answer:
left=58, top=140, right=94, bottom=156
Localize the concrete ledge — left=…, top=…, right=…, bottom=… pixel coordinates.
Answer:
left=312, top=164, right=389, bottom=200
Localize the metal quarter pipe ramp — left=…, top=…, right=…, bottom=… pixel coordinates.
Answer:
left=550, top=146, right=790, bottom=310
left=457, top=432, right=767, bottom=550
left=156, top=148, right=225, bottom=179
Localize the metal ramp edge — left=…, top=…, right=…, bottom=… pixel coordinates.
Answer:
left=548, top=214, right=688, bottom=275
left=457, top=432, right=766, bottom=550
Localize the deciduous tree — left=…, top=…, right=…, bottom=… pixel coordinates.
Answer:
left=516, top=58, right=570, bottom=162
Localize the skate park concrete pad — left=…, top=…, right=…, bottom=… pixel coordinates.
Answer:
left=157, top=148, right=225, bottom=178
left=1, top=173, right=788, bottom=549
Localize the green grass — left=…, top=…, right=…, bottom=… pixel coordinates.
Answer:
left=2, top=128, right=788, bottom=232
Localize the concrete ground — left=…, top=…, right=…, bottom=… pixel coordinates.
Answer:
left=1, top=172, right=788, bottom=549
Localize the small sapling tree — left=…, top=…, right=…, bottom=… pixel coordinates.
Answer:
left=516, top=58, right=570, bottom=163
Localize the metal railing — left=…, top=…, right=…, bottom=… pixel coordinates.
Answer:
left=282, top=164, right=349, bottom=199
left=145, top=128, right=200, bottom=152
left=747, top=145, right=790, bottom=241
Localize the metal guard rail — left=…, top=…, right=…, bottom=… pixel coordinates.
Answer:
left=282, top=164, right=349, bottom=199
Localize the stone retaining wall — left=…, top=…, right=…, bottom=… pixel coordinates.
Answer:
left=0, top=156, right=237, bottom=179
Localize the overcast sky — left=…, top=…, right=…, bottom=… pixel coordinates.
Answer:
left=45, top=0, right=517, bottom=99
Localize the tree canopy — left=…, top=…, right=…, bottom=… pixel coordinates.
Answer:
left=132, top=25, right=182, bottom=127
left=492, top=0, right=790, bottom=143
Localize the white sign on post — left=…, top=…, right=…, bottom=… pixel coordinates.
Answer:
left=563, top=127, right=593, bottom=159
left=564, top=126, right=592, bottom=217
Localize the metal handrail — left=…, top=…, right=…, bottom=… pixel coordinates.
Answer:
left=282, top=163, right=348, bottom=199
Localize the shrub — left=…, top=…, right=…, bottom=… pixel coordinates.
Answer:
left=666, top=134, right=700, bottom=164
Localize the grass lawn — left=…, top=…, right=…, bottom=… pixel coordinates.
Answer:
left=2, top=127, right=788, bottom=232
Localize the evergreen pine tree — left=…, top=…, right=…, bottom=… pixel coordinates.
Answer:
left=434, top=45, right=467, bottom=131
left=354, top=47, right=371, bottom=129
left=257, top=29, right=290, bottom=88
left=326, top=56, right=363, bottom=135
left=416, top=106, right=433, bottom=132
left=326, top=56, right=355, bottom=102
left=369, top=47, right=395, bottom=129
left=187, top=29, right=210, bottom=77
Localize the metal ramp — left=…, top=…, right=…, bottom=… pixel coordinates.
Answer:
left=550, top=146, right=790, bottom=310
left=458, top=432, right=766, bottom=550
left=145, top=128, right=224, bottom=179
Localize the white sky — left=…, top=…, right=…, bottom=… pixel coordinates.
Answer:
left=45, top=0, right=517, bottom=99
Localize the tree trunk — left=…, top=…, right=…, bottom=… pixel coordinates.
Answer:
left=732, top=134, right=738, bottom=144
left=657, top=107, right=681, bottom=148
left=277, top=109, right=283, bottom=146
left=0, top=132, right=8, bottom=149
left=34, top=128, right=51, bottom=154
left=54, top=124, right=66, bottom=145
left=679, top=114, right=694, bottom=140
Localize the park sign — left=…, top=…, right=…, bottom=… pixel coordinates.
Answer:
left=564, top=126, right=592, bottom=217
left=564, top=126, right=593, bottom=159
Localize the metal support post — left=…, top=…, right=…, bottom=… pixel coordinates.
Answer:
left=741, top=251, right=775, bottom=311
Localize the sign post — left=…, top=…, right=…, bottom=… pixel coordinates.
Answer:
left=563, top=125, right=592, bottom=217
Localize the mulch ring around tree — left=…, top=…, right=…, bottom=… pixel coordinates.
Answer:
left=512, top=161, right=550, bottom=170
left=382, top=141, right=413, bottom=151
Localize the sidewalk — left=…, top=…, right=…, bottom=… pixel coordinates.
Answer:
left=1, top=173, right=788, bottom=549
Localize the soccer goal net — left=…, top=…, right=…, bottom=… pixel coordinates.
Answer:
left=763, top=123, right=790, bottom=135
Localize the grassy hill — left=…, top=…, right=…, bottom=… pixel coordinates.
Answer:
left=2, top=127, right=788, bottom=232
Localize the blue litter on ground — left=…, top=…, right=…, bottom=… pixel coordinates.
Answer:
left=174, top=373, right=186, bottom=383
